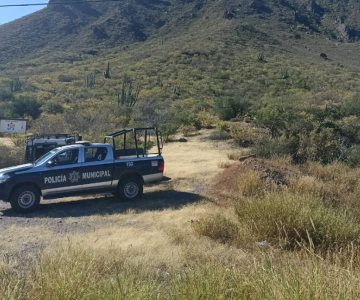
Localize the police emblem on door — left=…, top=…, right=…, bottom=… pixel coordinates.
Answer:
left=68, top=171, right=80, bottom=184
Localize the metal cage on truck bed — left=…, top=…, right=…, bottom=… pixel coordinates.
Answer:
left=104, top=127, right=163, bottom=159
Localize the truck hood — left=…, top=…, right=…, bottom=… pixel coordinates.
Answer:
left=0, top=164, right=34, bottom=175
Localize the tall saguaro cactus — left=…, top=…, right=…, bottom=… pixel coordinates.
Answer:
left=104, top=62, right=111, bottom=79
left=10, top=78, right=22, bottom=93
left=117, top=74, right=140, bottom=108
left=84, top=73, right=96, bottom=88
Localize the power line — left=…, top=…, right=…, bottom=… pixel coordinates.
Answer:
left=0, top=0, right=121, bottom=8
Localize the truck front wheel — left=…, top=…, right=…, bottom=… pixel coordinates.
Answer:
left=10, top=185, right=40, bottom=212
left=118, top=177, right=143, bottom=201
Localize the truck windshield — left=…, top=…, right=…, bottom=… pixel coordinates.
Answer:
left=33, top=149, right=59, bottom=166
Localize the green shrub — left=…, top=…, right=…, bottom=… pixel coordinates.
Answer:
left=229, top=123, right=266, bottom=147
left=254, top=135, right=296, bottom=159
left=0, top=89, right=15, bottom=102
left=236, top=192, right=360, bottom=250
left=159, top=123, right=179, bottom=142
left=346, top=144, right=360, bottom=167
left=41, top=101, right=64, bottom=114
left=57, top=74, right=77, bottom=82
left=341, top=94, right=360, bottom=117
left=208, top=129, right=230, bottom=140
left=5, top=96, right=41, bottom=119
left=214, top=97, right=251, bottom=121
left=297, top=127, right=346, bottom=164
left=192, top=214, right=239, bottom=245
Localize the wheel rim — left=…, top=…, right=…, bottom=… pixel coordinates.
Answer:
left=18, top=191, right=36, bottom=209
left=124, top=182, right=139, bottom=199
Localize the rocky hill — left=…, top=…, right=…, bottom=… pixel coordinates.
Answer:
left=0, top=0, right=359, bottom=64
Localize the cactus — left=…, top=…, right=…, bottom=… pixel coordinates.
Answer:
left=281, top=68, right=290, bottom=79
left=173, top=85, right=181, bottom=96
left=117, top=74, right=140, bottom=108
left=84, top=73, right=96, bottom=88
left=10, top=78, right=22, bottom=93
left=257, top=52, right=266, bottom=63
left=104, top=62, right=111, bottom=79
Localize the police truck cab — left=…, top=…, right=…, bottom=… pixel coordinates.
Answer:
left=0, top=128, right=164, bottom=212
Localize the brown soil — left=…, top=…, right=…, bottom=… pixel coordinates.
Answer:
left=212, top=157, right=300, bottom=201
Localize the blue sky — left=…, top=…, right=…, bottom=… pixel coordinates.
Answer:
left=0, top=0, right=49, bottom=25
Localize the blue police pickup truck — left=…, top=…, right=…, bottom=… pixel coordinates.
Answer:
left=0, top=128, right=165, bottom=212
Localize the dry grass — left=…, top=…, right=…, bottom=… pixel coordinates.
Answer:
left=227, top=149, right=253, bottom=161
left=238, top=170, right=264, bottom=197
left=0, top=137, right=15, bottom=148
left=3, top=131, right=360, bottom=299
left=217, top=160, right=232, bottom=169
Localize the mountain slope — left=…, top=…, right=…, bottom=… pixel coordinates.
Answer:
left=0, top=0, right=359, bottom=65
left=0, top=0, right=207, bottom=64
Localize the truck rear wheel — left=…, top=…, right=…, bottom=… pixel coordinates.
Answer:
left=10, top=185, right=40, bottom=212
left=118, top=177, right=143, bottom=201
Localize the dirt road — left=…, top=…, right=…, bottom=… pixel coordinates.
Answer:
left=0, top=130, right=235, bottom=266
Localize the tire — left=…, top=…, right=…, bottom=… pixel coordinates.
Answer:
left=117, top=177, right=143, bottom=201
left=10, top=185, right=40, bottom=213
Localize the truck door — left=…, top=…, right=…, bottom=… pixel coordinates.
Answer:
left=39, top=148, right=83, bottom=196
left=78, top=146, right=114, bottom=190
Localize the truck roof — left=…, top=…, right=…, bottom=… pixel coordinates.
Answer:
left=58, top=143, right=110, bottom=151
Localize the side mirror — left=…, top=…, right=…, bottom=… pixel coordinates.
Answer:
left=46, top=160, right=55, bottom=168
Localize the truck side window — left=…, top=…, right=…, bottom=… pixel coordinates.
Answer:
left=85, top=147, right=108, bottom=162
left=53, top=149, right=79, bottom=166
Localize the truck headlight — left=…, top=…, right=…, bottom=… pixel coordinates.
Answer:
left=0, top=174, right=10, bottom=184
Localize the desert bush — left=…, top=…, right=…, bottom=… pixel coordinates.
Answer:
left=347, top=144, right=360, bottom=166
left=178, top=125, right=197, bottom=137
left=338, top=116, right=360, bottom=145
left=238, top=170, right=264, bottom=197
left=254, top=104, right=294, bottom=137
left=196, top=110, right=217, bottom=129
left=159, top=123, right=179, bottom=142
left=341, top=94, right=360, bottom=117
left=296, top=127, right=346, bottom=164
left=5, top=96, right=41, bottom=119
left=216, top=120, right=230, bottom=132
left=10, top=134, right=26, bottom=148
left=57, top=74, right=77, bottom=82
left=229, top=123, right=267, bottom=147
left=214, top=97, right=251, bottom=121
left=236, top=192, right=360, bottom=251
left=254, top=135, right=295, bottom=159
left=208, top=129, right=230, bottom=140
left=192, top=214, right=239, bottom=245
left=41, top=101, right=64, bottom=114
left=30, top=114, right=69, bottom=135
left=0, top=145, right=24, bottom=168
left=0, top=89, right=15, bottom=102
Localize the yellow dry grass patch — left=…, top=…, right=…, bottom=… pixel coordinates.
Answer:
left=163, top=130, right=234, bottom=190
left=64, top=203, right=240, bottom=270
left=0, top=225, right=56, bottom=254
left=0, top=137, right=15, bottom=148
